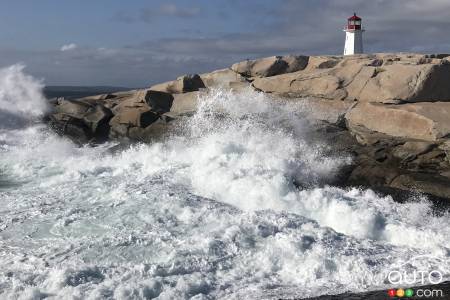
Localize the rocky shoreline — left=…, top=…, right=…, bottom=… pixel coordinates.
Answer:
left=45, top=53, right=450, bottom=200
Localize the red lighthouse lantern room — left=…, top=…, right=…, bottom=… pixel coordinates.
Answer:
left=346, top=13, right=362, bottom=30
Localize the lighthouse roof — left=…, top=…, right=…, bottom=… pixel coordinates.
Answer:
left=348, top=13, right=361, bottom=21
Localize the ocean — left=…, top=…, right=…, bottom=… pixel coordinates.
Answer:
left=1, top=64, right=449, bottom=299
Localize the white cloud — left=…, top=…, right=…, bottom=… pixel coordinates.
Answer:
left=60, top=43, right=78, bottom=52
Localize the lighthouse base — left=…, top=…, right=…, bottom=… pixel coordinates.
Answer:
left=344, top=30, right=363, bottom=55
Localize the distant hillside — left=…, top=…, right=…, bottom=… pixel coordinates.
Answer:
left=44, top=86, right=134, bottom=100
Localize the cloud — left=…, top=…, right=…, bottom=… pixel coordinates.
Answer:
left=114, top=3, right=201, bottom=24
left=159, top=3, right=200, bottom=18
left=60, top=43, right=78, bottom=52
left=5, top=0, right=450, bottom=87
left=140, top=4, right=200, bottom=23
left=0, top=45, right=227, bottom=87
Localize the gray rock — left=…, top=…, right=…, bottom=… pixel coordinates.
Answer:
left=150, top=74, right=205, bottom=94
left=200, top=68, right=248, bottom=88
left=231, top=55, right=309, bottom=78
left=345, top=102, right=450, bottom=142
left=145, top=90, right=174, bottom=114
left=392, top=141, right=435, bottom=161
left=390, top=173, right=450, bottom=199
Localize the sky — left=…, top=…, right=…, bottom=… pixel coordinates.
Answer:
left=1, top=0, right=450, bottom=87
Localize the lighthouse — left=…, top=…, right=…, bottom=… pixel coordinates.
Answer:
left=343, top=13, right=364, bottom=55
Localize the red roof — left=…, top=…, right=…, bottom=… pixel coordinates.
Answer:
left=348, top=13, right=361, bottom=20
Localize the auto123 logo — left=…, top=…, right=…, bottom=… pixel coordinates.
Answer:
left=385, top=255, right=450, bottom=298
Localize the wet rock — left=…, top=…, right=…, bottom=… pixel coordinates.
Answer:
left=392, top=141, right=435, bottom=161
left=200, top=68, right=248, bottom=88
left=65, top=268, right=104, bottom=287
left=145, top=90, right=174, bottom=114
left=110, top=108, right=159, bottom=131
left=49, top=99, right=113, bottom=142
left=48, top=113, right=92, bottom=144
left=293, top=98, right=354, bottom=126
left=127, top=116, right=175, bottom=142
left=390, top=173, right=450, bottom=199
left=55, top=99, right=91, bottom=117
left=349, top=163, right=402, bottom=186
left=82, top=104, right=114, bottom=139
left=168, top=91, right=200, bottom=116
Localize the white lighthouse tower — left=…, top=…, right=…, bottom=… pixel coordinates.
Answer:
left=344, top=13, right=364, bottom=55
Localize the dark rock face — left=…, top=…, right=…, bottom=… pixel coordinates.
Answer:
left=46, top=89, right=174, bottom=143
left=48, top=99, right=114, bottom=143
left=83, top=104, right=113, bottom=140
left=179, top=74, right=206, bottom=92
left=48, top=113, right=92, bottom=144
left=145, top=90, right=174, bottom=113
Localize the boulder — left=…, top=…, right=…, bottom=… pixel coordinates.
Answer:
left=349, top=163, right=402, bottom=186
left=109, top=108, right=161, bottom=139
left=168, top=91, right=200, bottom=116
left=390, top=173, right=450, bottom=199
left=49, top=88, right=173, bottom=141
left=144, top=90, right=174, bottom=114
left=283, top=55, right=310, bottom=73
left=82, top=105, right=114, bottom=139
left=251, top=72, right=296, bottom=94
left=82, top=94, right=117, bottom=101
left=357, top=64, right=450, bottom=103
left=253, top=71, right=347, bottom=100
left=112, top=97, right=147, bottom=115
left=232, top=56, right=287, bottom=77
left=392, top=141, right=435, bottom=161
left=127, top=116, right=174, bottom=142
left=297, top=99, right=354, bottom=125
left=200, top=69, right=248, bottom=88
left=231, top=55, right=309, bottom=78
left=50, top=99, right=114, bottom=142
left=48, top=113, right=91, bottom=144
left=111, top=90, right=148, bottom=114
left=110, top=108, right=160, bottom=128
left=55, top=99, right=91, bottom=117
left=346, top=102, right=450, bottom=142
left=150, top=74, right=205, bottom=94
left=303, top=56, right=341, bottom=71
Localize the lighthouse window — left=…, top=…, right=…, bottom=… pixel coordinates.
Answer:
left=355, top=21, right=361, bottom=25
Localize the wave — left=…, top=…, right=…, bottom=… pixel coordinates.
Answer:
left=0, top=64, right=48, bottom=130
left=0, top=66, right=449, bottom=299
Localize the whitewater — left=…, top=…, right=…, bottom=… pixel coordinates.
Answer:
left=0, top=65, right=449, bottom=299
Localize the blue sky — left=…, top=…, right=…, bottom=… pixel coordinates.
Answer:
left=1, top=0, right=450, bottom=87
